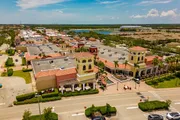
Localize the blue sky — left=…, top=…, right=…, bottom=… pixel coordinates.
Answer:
left=0, top=0, right=180, bottom=24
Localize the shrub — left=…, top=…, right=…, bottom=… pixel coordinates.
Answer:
left=21, top=57, right=27, bottom=66
left=85, top=107, right=92, bottom=117
left=1, top=72, right=7, bottom=77
left=60, top=89, right=99, bottom=97
left=6, top=49, right=15, bottom=56
left=16, top=92, right=35, bottom=102
left=138, top=100, right=170, bottom=111
left=42, top=89, right=59, bottom=98
left=5, top=57, right=14, bottom=67
left=99, top=106, right=107, bottom=115
left=14, top=96, right=61, bottom=105
left=85, top=104, right=116, bottom=117
left=22, top=68, right=32, bottom=72
left=41, top=96, right=61, bottom=102
left=7, top=68, right=13, bottom=76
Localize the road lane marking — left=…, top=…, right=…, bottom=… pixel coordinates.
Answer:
left=174, top=102, right=180, bottom=105
left=126, top=106, right=138, bottom=110
left=72, top=113, right=84, bottom=116
left=0, top=103, right=5, bottom=106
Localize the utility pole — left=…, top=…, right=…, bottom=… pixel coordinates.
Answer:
left=35, top=93, right=42, bottom=120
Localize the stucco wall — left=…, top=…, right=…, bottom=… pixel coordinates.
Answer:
left=36, top=75, right=56, bottom=90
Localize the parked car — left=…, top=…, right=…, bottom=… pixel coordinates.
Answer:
left=148, top=114, right=163, bottom=120
left=92, top=116, right=106, bottom=120
left=0, top=84, right=2, bottom=88
left=166, top=112, right=180, bottom=120
left=132, top=78, right=140, bottom=84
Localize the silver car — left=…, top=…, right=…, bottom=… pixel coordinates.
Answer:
left=166, top=112, right=180, bottom=120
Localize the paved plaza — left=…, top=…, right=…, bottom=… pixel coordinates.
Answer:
left=0, top=77, right=32, bottom=108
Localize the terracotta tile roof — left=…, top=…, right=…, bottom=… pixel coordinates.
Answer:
left=75, top=52, right=94, bottom=58
left=56, top=68, right=76, bottom=76
left=129, top=46, right=147, bottom=51
left=145, top=56, right=162, bottom=62
left=93, top=66, right=99, bottom=73
left=97, top=57, right=131, bottom=70
left=35, top=68, right=77, bottom=78
left=35, top=69, right=59, bottom=78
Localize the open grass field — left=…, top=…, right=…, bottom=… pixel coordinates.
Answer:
left=30, top=113, right=58, bottom=120
left=12, top=70, right=31, bottom=84
left=154, top=78, right=180, bottom=88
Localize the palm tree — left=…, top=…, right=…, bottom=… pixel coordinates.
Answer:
left=22, top=110, right=31, bottom=120
left=152, top=57, right=159, bottom=75
left=43, top=107, right=52, bottom=120
left=133, top=63, right=140, bottom=78
left=113, top=61, right=119, bottom=75
left=124, top=60, right=128, bottom=70
left=158, top=61, right=164, bottom=77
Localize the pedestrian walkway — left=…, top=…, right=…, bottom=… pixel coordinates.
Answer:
left=30, top=72, right=37, bottom=92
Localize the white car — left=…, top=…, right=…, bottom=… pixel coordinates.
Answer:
left=166, top=112, right=180, bottom=120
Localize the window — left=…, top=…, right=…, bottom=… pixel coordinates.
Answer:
left=82, top=60, right=86, bottom=63
left=138, top=53, right=140, bottom=55
left=77, top=65, right=79, bottom=70
left=131, top=56, right=134, bottom=60
left=88, top=59, right=92, bottom=62
left=133, top=52, right=136, bottom=55
left=89, top=64, right=92, bottom=69
left=83, top=65, right=86, bottom=70
left=138, top=57, right=140, bottom=61
left=141, top=56, right=144, bottom=61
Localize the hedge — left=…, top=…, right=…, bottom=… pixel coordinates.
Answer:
left=7, top=68, right=13, bottom=76
left=138, top=100, right=170, bottom=111
left=42, top=88, right=59, bottom=98
left=6, top=49, right=15, bottom=56
left=59, top=89, right=99, bottom=97
left=21, top=57, right=26, bottom=66
left=5, top=57, right=14, bottom=67
left=30, top=113, right=58, bottom=120
left=16, top=92, right=35, bottom=102
left=85, top=104, right=117, bottom=117
left=14, top=96, right=61, bottom=105
left=22, top=68, right=33, bottom=72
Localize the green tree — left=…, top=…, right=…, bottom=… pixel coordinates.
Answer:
left=113, top=61, right=119, bottom=75
left=22, top=110, right=31, bottom=120
left=152, top=57, right=159, bottom=75
left=43, top=107, right=53, bottom=120
left=106, top=103, right=111, bottom=116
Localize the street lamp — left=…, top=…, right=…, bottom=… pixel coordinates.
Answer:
left=35, top=93, right=42, bottom=120
left=117, top=82, right=119, bottom=91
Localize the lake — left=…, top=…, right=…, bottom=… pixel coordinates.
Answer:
left=72, top=29, right=112, bottom=35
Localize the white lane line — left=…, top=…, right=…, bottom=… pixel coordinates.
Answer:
left=72, top=113, right=84, bottom=116
left=0, top=103, right=5, bottom=106
left=174, top=102, right=180, bottom=105
left=126, top=106, right=138, bottom=110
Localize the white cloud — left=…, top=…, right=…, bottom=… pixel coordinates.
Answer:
left=147, top=9, right=159, bottom=17
left=54, top=9, right=63, bottom=14
left=138, top=0, right=173, bottom=5
left=16, top=0, right=67, bottom=9
left=131, top=9, right=159, bottom=18
left=130, top=15, right=146, bottom=18
left=131, top=8, right=179, bottom=19
left=98, top=0, right=121, bottom=4
left=160, top=9, right=177, bottom=17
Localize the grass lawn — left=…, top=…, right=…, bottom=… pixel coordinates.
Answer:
left=153, top=78, right=180, bottom=88
left=30, top=113, right=58, bottom=120
left=13, top=70, right=32, bottom=84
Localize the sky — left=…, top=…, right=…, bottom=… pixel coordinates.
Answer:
left=0, top=0, right=180, bottom=24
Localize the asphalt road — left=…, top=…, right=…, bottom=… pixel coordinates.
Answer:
left=0, top=88, right=180, bottom=120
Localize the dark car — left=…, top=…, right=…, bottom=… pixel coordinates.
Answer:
left=92, top=116, right=106, bottom=120
left=148, top=114, right=163, bottom=120
left=133, top=78, right=140, bottom=84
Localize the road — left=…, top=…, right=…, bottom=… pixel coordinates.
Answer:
left=0, top=88, right=180, bottom=120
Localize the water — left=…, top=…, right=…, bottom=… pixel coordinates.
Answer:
left=106, top=79, right=114, bottom=84
left=72, top=29, right=111, bottom=35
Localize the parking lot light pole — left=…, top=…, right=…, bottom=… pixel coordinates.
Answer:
left=35, top=93, right=42, bottom=120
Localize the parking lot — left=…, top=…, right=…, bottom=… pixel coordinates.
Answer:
left=0, top=77, right=32, bottom=108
